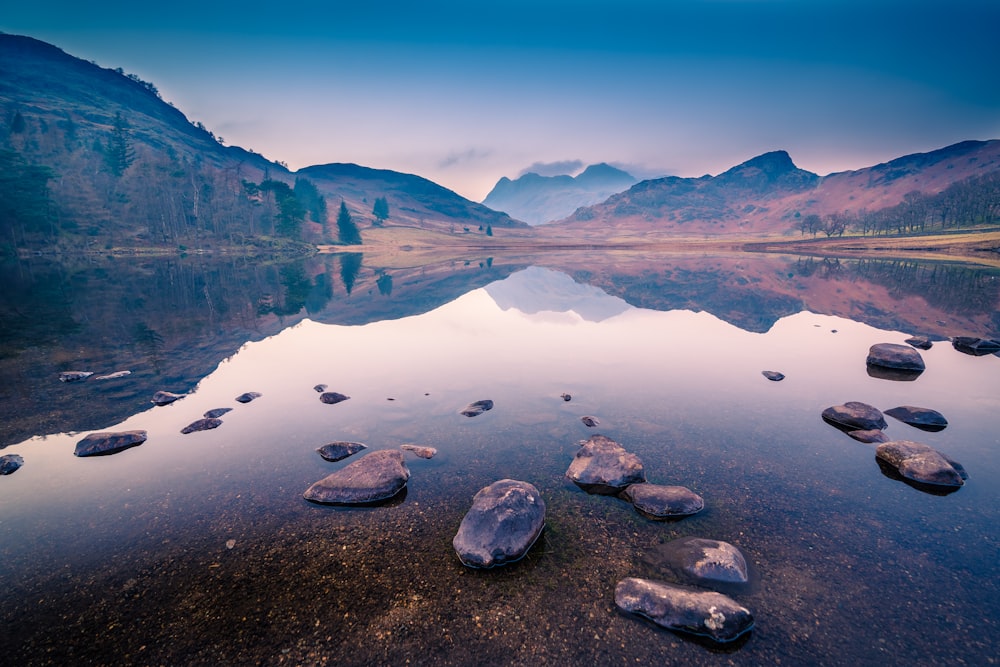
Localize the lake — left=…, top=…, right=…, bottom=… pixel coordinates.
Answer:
left=1, top=250, right=998, bottom=665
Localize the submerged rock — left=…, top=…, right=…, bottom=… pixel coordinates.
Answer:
left=317, top=441, right=368, bottom=462
left=847, top=429, right=890, bottom=444
left=313, top=384, right=328, bottom=393
left=655, top=536, right=750, bottom=585
left=235, top=391, right=262, bottom=404
left=876, top=440, right=966, bottom=490
left=400, top=444, right=437, bottom=459
left=581, top=415, right=600, bottom=427
left=303, top=449, right=410, bottom=505
left=151, top=390, right=184, bottom=406
left=203, top=407, right=233, bottom=419
left=59, top=371, right=93, bottom=382
left=566, top=434, right=645, bottom=494
left=884, top=405, right=948, bottom=432
left=460, top=399, right=494, bottom=417
left=0, top=454, right=24, bottom=475
left=822, top=402, right=887, bottom=432
left=904, top=336, right=934, bottom=350
left=319, top=391, right=350, bottom=405
left=952, top=337, right=1000, bottom=356
left=93, top=370, right=131, bottom=380
left=620, top=483, right=704, bottom=519
left=866, top=343, right=925, bottom=372
left=75, top=430, right=147, bottom=457
left=452, top=479, right=546, bottom=568
left=761, top=370, right=785, bottom=381
left=560, top=393, right=572, bottom=402
left=180, top=418, right=223, bottom=434
left=614, top=578, right=754, bottom=643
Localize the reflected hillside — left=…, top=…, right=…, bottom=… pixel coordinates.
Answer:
left=3, top=250, right=997, bottom=447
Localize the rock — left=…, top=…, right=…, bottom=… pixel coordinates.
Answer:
left=761, top=370, right=785, bottom=381
left=866, top=343, right=925, bottom=372
left=884, top=405, right=948, bottom=432
left=59, top=371, right=93, bottom=382
left=876, top=440, right=966, bottom=489
left=400, top=444, right=437, bottom=459
left=460, top=399, right=494, bottom=417
left=952, top=336, right=1000, bottom=356
left=560, top=393, right=572, bottom=401
left=303, top=449, right=410, bottom=505
left=0, top=454, right=24, bottom=475
left=847, top=429, right=890, bottom=444
left=93, top=370, right=131, bottom=380
left=180, top=418, right=223, bottom=434
left=655, top=536, right=750, bottom=585
left=74, top=430, right=148, bottom=457
left=235, top=391, right=262, bottom=403
left=614, top=578, right=754, bottom=643
left=317, top=441, right=368, bottom=462
left=822, top=401, right=887, bottom=432
left=566, top=434, right=645, bottom=494
left=905, top=336, right=933, bottom=350
left=452, top=479, right=546, bottom=568
left=151, top=390, right=184, bottom=406
left=313, top=384, right=328, bottom=392
left=319, top=392, right=350, bottom=405
left=620, top=483, right=704, bottom=519
left=581, top=415, right=600, bottom=427
left=203, top=407, right=233, bottom=419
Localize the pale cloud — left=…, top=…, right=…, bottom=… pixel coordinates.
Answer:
left=438, top=147, right=494, bottom=169
left=517, top=160, right=584, bottom=178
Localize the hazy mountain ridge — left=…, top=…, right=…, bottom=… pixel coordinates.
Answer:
left=482, top=163, right=637, bottom=224
left=553, top=142, right=1000, bottom=237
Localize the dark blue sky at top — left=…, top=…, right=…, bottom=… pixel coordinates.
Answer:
left=4, top=0, right=998, bottom=199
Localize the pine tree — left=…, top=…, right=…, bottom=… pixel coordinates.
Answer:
left=105, top=111, right=135, bottom=177
left=336, top=201, right=362, bottom=245
left=372, top=196, right=389, bottom=225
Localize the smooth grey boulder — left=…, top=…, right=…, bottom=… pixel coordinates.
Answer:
left=181, top=418, right=223, bottom=434
left=761, top=370, right=785, bottom=381
left=620, top=483, right=704, bottom=519
left=317, top=441, right=368, bottom=462
left=235, top=391, right=262, bottom=403
left=319, top=391, right=350, bottom=405
left=614, top=578, right=754, bottom=643
left=151, top=390, right=184, bottom=406
left=203, top=407, right=232, bottom=419
left=303, top=449, right=410, bottom=505
left=0, top=454, right=24, bottom=475
left=952, top=337, right=1000, bottom=356
left=822, top=401, right=887, bottom=432
left=876, top=440, right=966, bottom=489
left=74, top=430, right=148, bottom=457
left=904, top=336, right=933, bottom=350
left=884, top=405, right=948, bottom=432
left=453, top=479, right=545, bottom=568
left=59, top=371, right=93, bottom=382
left=656, top=537, right=750, bottom=585
left=400, top=444, right=437, bottom=459
left=847, top=429, right=890, bottom=444
left=866, top=343, right=925, bottom=372
left=460, top=399, right=493, bottom=417
left=566, top=434, right=645, bottom=494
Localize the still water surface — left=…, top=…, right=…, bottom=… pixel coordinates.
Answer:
left=1, top=253, right=998, bottom=665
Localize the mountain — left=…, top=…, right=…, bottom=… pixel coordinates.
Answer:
left=0, top=33, right=523, bottom=253
left=482, top=162, right=637, bottom=224
left=547, top=142, right=1000, bottom=238
left=484, top=266, right=630, bottom=321
left=297, top=163, right=524, bottom=236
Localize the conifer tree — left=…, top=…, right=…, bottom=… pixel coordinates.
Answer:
left=336, top=201, right=362, bottom=245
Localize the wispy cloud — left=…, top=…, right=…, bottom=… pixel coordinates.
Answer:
left=517, top=160, right=584, bottom=177
left=438, top=147, right=493, bottom=169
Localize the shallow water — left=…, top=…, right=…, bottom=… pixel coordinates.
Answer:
left=1, top=254, right=998, bottom=665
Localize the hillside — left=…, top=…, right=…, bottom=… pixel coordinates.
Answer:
left=545, top=142, right=1000, bottom=239
left=0, top=33, right=524, bottom=253
left=482, top=163, right=637, bottom=224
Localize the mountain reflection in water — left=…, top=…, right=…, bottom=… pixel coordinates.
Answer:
left=0, top=251, right=998, bottom=666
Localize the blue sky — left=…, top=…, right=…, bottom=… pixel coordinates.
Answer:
left=4, top=1, right=999, bottom=200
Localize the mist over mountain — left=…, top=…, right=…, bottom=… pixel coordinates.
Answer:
left=482, top=163, right=637, bottom=224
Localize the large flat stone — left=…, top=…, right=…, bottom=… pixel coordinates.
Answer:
left=303, top=449, right=410, bottom=505
left=453, top=479, right=545, bottom=568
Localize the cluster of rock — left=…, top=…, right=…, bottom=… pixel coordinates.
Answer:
left=820, top=339, right=970, bottom=493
